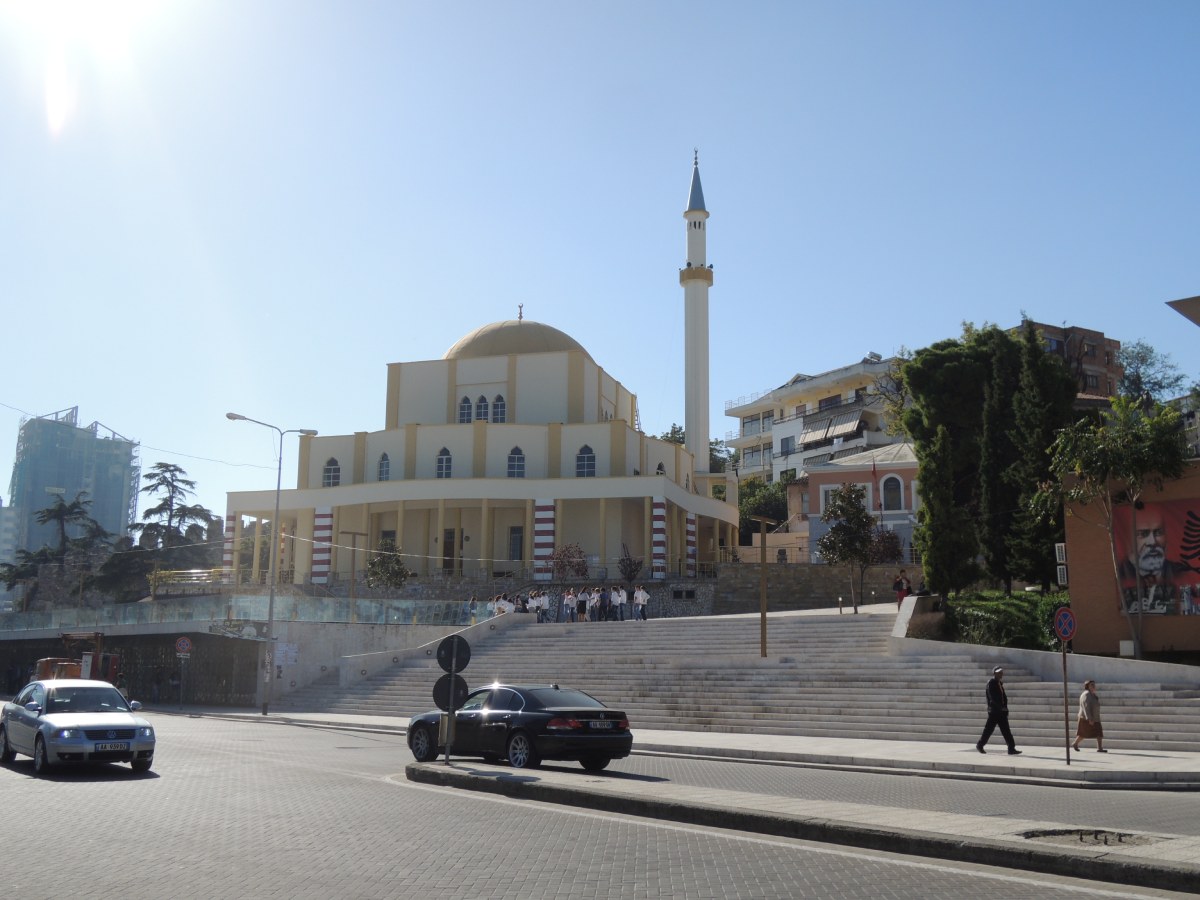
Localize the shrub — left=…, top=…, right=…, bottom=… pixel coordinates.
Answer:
left=943, top=590, right=1070, bottom=651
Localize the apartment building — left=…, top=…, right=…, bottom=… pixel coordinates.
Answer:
left=1018, top=320, right=1123, bottom=400
left=724, top=354, right=902, bottom=484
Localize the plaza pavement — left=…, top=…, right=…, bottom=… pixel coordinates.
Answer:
left=167, top=705, right=1200, bottom=893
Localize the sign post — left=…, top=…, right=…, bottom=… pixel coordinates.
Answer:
left=434, top=635, right=471, bottom=766
left=1053, top=607, right=1077, bottom=766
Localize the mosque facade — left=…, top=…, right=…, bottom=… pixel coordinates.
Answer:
left=222, top=159, right=738, bottom=584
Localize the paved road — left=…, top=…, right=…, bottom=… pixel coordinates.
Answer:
left=1, top=715, right=1194, bottom=899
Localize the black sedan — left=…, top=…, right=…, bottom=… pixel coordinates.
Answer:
left=407, top=683, right=632, bottom=771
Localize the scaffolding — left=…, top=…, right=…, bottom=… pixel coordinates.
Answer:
left=8, top=406, right=140, bottom=553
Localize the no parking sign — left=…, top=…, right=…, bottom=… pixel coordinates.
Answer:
left=1053, top=608, right=1076, bottom=642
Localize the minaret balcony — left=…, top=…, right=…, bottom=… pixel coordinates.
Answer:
left=679, top=266, right=714, bottom=286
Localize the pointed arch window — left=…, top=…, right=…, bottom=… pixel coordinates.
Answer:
left=475, top=395, right=489, bottom=421
left=457, top=396, right=472, bottom=424
left=507, top=446, right=525, bottom=478
left=882, top=475, right=903, bottom=511
left=322, top=458, right=341, bottom=488
left=378, top=453, right=390, bottom=482
left=492, top=395, right=506, bottom=423
left=436, top=448, right=452, bottom=479
left=575, top=445, right=596, bottom=478
left=656, top=462, right=665, bottom=475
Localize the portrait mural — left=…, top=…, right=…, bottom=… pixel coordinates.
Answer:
left=1112, top=500, right=1200, bottom=615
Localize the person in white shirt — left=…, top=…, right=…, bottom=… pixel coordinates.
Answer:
left=633, top=585, right=649, bottom=621
left=613, top=585, right=627, bottom=621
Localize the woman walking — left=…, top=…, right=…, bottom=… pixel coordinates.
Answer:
left=1073, top=679, right=1106, bottom=752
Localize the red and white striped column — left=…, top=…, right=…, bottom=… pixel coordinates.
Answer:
left=311, top=507, right=333, bottom=584
left=533, top=501, right=555, bottom=581
left=221, top=513, right=237, bottom=579
left=685, top=512, right=697, bottom=577
left=651, top=497, right=667, bottom=579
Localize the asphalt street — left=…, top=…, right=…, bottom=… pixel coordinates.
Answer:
left=2, top=714, right=1194, bottom=900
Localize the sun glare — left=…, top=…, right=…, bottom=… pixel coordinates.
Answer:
left=6, top=0, right=158, bottom=136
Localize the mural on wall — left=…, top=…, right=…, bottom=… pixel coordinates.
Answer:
left=1112, top=501, right=1200, bottom=615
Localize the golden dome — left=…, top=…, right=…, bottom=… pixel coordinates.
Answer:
left=443, top=320, right=591, bottom=361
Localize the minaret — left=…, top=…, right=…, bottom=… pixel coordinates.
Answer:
left=680, top=152, right=712, bottom=476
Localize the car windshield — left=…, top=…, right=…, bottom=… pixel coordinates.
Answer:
left=46, top=686, right=129, bottom=714
left=526, top=688, right=604, bottom=709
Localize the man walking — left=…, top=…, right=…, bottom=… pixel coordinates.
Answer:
left=976, top=666, right=1021, bottom=755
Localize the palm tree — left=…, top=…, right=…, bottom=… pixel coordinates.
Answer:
left=34, top=492, right=95, bottom=563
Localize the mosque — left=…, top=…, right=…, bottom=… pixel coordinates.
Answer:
left=222, top=158, right=739, bottom=584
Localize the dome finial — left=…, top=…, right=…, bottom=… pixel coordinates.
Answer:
left=693, top=148, right=699, bottom=167
left=518, top=303, right=524, bottom=321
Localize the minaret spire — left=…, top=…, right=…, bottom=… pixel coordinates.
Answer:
left=680, top=154, right=713, bottom=478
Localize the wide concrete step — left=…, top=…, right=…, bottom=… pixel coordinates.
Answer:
left=278, top=613, right=1200, bottom=749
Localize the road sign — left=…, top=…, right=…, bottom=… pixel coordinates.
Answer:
left=175, top=636, right=193, bottom=654
left=433, top=673, right=469, bottom=712
left=1053, top=607, right=1077, bottom=642
left=436, top=635, right=471, bottom=673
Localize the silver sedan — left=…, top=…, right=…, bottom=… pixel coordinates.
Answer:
left=1, top=679, right=155, bottom=775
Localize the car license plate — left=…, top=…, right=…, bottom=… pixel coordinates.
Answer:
left=588, top=720, right=613, bottom=730
left=95, top=742, right=129, bottom=751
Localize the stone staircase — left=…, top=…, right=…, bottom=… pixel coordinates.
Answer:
left=279, top=613, right=1200, bottom=752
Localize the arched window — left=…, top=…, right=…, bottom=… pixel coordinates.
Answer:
left=378, top=453, right=390, bottom=482
left=322, top=458, right=341, bottom=488
left=475, top=395, right=489, bottom=421
left=882, top=475, right=903, bottom=511
left=656, top=462, right=665, bottom=475
left=436, top=448, right=452, bottom=479
left=457, top=396, right=472, bottom=424
left=507, top=446, right=525, bottom=478
left=492, top=395, right=506, bottom=423
left=576, top=445, right=596, bottom=478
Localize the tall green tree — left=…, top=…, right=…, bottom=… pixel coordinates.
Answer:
left=130, top=462, right=217, bottom=569
left=1038, top=396, right=1187, bottom=658
left=817, top=483, right=901, bottom=612
left=976, top=338, right=1022, bottom=591
left=914, top=425, right=981, bottom=597
left=1006, top=322, right=1079, bottom=589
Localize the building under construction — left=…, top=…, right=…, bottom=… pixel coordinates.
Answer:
left=7, top=407, right=139, bottom=554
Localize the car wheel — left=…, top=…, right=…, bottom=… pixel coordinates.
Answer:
left=506, top=731, right=540, bottom=769
left=33, top=736, right=51, bottom=775
left=0, top=726, right=14, bottom=765
left=410, top=724, right=438, bottom=762
left=131, top=759, right=152, bottom=774
left=580, top=756, right=611, bottom=772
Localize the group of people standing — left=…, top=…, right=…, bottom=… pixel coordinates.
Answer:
left=561, top=585, right=650, bottom=622
left=976, top=666, right=1106, bottom=754
left=466, top=585, right=651, bottom=624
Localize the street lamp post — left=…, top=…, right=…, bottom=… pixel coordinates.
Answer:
left=227, top=412, right=317, bottom=715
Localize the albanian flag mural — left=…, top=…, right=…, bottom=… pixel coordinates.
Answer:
left=1112, top=500, right=1200, bottom=615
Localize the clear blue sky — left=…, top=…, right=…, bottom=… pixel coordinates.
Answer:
left=2, top=1, right=1198, bottom=522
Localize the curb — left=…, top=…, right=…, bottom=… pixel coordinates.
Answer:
left=405, top=762, right=1200, bottom=894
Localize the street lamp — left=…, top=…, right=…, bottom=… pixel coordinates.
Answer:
left=226, top=412, right=318, bottom=715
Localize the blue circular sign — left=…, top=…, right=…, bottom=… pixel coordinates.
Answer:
left=1053, top=608, right=1077, bottom=641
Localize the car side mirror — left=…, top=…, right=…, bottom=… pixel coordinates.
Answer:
left=24, top=701, right=41, bottom=713
left=129, top=700, right=142, bottom=711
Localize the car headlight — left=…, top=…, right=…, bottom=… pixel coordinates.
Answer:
left=54, top=728, right=80, bottom=739
left=138, top=727, right=154, bottom=739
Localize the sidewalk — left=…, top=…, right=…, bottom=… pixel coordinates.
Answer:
left=164, top=706, right=1200, bottom=892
